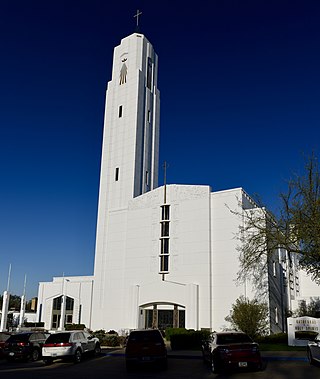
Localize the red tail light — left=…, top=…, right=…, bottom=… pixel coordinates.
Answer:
left=17, top=342, right=28, bottom=346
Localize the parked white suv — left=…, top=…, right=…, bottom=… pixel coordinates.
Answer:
left=42, top=331, right=101, bottom=364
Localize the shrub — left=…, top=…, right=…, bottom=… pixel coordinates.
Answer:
left=256, top=333, right=288, bottom=344
left=24, top=322, right=44, bottom=327
left=65, top=323, right=86, bottom=330
left=167, top=328, right=211, bottom=350
left=225, top=296, right=269, bottom=339
left=165, top=327, right=188, bottom=341
left=92, top=330, right=126, bottom=347
left=93, top=329, right=107, bottom=343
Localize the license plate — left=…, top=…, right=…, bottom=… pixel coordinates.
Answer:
left=239, top=362, right=247, bottom=367
left=142, top=357, right=151, bottom=361
left=9, top=352, right=14, bottom=356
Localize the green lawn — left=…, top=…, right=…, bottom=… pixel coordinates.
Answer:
left=259, top=343, right=307, bottom=351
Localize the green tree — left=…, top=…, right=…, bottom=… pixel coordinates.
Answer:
left=236, top=154, right=320, bottom=288
left=0, top=294, right=21, bottom=310
left=294, top=297, right=320, bottom=318
left=225, top=296, right=269, bottom=339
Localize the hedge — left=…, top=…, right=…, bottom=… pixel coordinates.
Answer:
left=256, top=333, right=288, bottom=344
left=24, top=322, right=44, bottom=327
left=166, top=328, right=211, bottom=350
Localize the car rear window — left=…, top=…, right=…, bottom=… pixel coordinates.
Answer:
left=0, top=333, right=10, bottom=342
left=45, top=333, right=71, bottom=343
left=128, top=330, right=163, bottom=342
left=7, top=334, right=31, bottom=342
left=217, top=334, right=252, bottom=344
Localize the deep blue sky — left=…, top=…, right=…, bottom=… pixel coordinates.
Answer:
left=1, top=1, right=319, bottom=298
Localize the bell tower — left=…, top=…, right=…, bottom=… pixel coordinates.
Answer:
left=99, top=32, right=160, bottom=210
left=92, top=32, right=160, bottom=328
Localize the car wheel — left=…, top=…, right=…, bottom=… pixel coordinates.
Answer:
left=74, top=349, right=82, bottom=364
left=307, top=348, right=315, bottom=365
left=201, top=350, right=207, bottom=364
left=43, top=358, right=53, bottom=365
left=31, top=348, right=40, bottom=362
left=255, top=360, right=263, bottom=371
left=159, top=357, right=168, bottom=370
left=211, top=356, right=220, bottom=373
left=126, top=361, right=134, bottom=372
left=94, top=343, right=101, bottom=356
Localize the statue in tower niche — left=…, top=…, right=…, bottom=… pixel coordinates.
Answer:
left=120, top=57, right=127, bottom=85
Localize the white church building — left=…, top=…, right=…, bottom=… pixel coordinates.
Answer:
left=37, top=32, right=302, bottom=334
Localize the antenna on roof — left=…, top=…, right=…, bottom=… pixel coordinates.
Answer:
left=134, top=9, right=142, bottom=32
left=6, top=263, right=11, bottom=292
left=163, top=161, right=169, bottom=204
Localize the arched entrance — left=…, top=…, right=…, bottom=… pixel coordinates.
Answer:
left=51, top=296, right=74, bottom=329
left=139, top=303, right=185, bottom=330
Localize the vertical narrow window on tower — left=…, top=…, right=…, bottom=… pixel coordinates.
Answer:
left=146, top=171, right=149, bottom=186
left=159, top=205, right=170, bottom=274
left=160, top=255, right=169, bottom=272
left=115, top=167, right=119, bottom=181
left=273, top=261, right=277, bottom=277
left=147, top=57, right=152, bottom=89
left=161, top=205, right=170, bottom=221
left=160, top=238, right=169, bottom=254
left=161, top=221, right=169, bottom=237
left=118, top=105, right=123, bottom=118
left=147, top=110, right=151, bottom=123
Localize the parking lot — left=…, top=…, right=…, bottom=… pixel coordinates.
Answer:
left=1, top=348, right=320, bottom=379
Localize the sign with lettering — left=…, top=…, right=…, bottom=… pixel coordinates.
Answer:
left=287, top=317, right=320, bottom=346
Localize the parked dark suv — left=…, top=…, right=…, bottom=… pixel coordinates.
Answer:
left=125, top=329, right=167, bottom=371
left=4, top=332, right=48, bottom=362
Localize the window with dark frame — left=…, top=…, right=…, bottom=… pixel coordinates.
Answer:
left=161, top=221, right=169, bottom=237
left=147, top=57, right=152, bottom=89
left=119, top=105, right=123, bottom=118
left=115, top=167, right=119, bottom=181
left=159, top=204, right=170, bottom=273
left=160, top=255, right=169, bottom=272
left=160, top=238, right=169, bottom=254
left=161, top=205, right=170, bottom=220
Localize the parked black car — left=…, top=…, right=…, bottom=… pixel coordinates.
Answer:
left=201, top=331, right=262, bottom=373
left=307, top=332, right=320, bottom=365
left=125, top=329, right=167, bottom=371
left=4, top=332, right=48, bottom=362
left=0, top=332, right=11, bottom=358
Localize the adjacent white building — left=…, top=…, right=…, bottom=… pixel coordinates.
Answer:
left=37, top=32, right=306, bottom=334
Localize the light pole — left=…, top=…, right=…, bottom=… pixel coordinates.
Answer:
left=18, top=274, right=27, bottom=329
left=58, top=277, right=69, bottom=331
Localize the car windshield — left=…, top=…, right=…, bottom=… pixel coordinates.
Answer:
left=0, top=333, right=10, bottom=342
left=129, top=331, right=162, bottom=342
left=45, top=333, right=71, bottom=343
left=7, top=334, right=31, bottom=342
left=217, top=334, right=252, bottom=344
